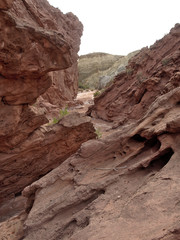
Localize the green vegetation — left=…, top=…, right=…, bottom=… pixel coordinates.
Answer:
left=50, top=106, right=69, bottom=125
left=94, top=90, right=101, bottom=98
left=59, top=106, right=69, bottom=119
left=79, top=82, right=90, bottom=90
left=52, top=117, right=59, bottom=124
left=95, top=129, right=102, bottom=139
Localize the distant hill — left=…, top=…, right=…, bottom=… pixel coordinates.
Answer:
left=78, top=50, right=139, bottom=90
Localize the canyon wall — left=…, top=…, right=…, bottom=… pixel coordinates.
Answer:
left=19, top=24, right=180, bottom=240
left=0, top=1, right=180, bottom=239
left=0, top=0, right=95, bottom=204
left=89, top=24, right=180, bottom=126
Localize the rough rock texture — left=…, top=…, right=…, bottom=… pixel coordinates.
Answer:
left=0, top=112, right=96, bottom=204
left=0, top=0, right=82, bottom=109
left=42, top=64, right=79, bottom=107
left=89, top=24, right=180, bottom=125
left=22, top=106, right=180, bottom=240
left=16, top=24, right=180, bottom=240
left=78, top=51, right=138, bottom=89
left=0, top=0, right=96, bottom=205
left=41, top=11, right=83, bottom=106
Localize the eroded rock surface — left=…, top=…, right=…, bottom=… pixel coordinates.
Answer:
left=0, top=0, right=95, bottom=205
left=89, top=24, right=180, bottom=125
left=19, top=24, right=180, bottom=240
left=0, top=112, right=96, bottom=204
left=0, top=1, right=180, bottom=239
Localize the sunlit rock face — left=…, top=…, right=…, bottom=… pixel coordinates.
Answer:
left=0, top=0, right=96, bottom=204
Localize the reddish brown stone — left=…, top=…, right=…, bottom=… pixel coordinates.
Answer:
left=89, top=24, right=180, bottom=125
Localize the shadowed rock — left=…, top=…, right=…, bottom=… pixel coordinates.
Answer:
left=0, top=0, right=95, bottom=205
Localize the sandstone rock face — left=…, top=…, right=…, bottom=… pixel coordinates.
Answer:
left=42, top=63, right=79, bottom=107
left=0, top=0, right=13, bottom=10
left=89, top=24, right=180, bottom=125
left=42, top=10, right=83, bottom=106
left=0, top=0, right=83, bottom=108
left=0, top=112, right=96, bottom=203
left=78, top=51, right=138, bottom=89
left=0, top=0, right=96, bottom=205
left=19, top=24, right=180, bottom=240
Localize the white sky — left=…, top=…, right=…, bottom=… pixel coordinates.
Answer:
left=48, top=0, right=180, bottom=56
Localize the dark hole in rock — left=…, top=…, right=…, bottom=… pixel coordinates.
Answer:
left=59, top=219, right=77, bottom=239
left=79, top=217, right=90, bottom=228
left=99, top=189, right=105, bottom=194
left=136, top=89, right=147, bottom=104
left=131, top=134, right=147, bottom=142
left=176, top=101, right=180, bottom=106
left=141, top=147, right=174, bottom=171
left=87, top=189, right=106, bottom=204
left=144, top=136, right=161, bottom=151
left=15, top=192, right=21, bottom=197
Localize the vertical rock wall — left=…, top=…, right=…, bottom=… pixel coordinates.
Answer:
left=0, top=0, right=96, bottom=204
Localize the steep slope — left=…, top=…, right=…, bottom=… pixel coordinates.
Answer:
left=10, top=24, right=180, bottom=240
left=0, top=0, right=95, bottom=205
left=89, top=24, right=180, bottom=125
left=78, top=51, right=138, bottom=89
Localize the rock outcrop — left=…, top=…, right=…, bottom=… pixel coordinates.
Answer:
left=0, top=0, right=96, bottom=205
left=89, top=24, right=180, bottom=125
left=12, top=24, right=179, bottom=240
left=0, top=2, right=180, bottom=239
left=42, top=64, right=79, bottom=107
left=78, top=51, right=138, bottom=89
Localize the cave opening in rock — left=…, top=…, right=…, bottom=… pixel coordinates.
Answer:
left=144, top=136, right=161, bottom=151
left=142, top=147, right=174, bottom=171
left=15, top=192, right=22, bottom=197
left=131, top=134, right=147, bottom=142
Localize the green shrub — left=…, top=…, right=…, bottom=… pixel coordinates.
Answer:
left=94, top=90, right=101, bottom=98
left=52, top=117, right=59, bottom=124
left=78, top=82, right=89, bottom=90
left=95, top=129, right=102, bottom=139
left=59, top=106, right=69, bottom=119
left=50, top=106, right=69, bottom=125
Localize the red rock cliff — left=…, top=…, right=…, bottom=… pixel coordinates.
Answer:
left=0, top=0, right=95, bottom=204
left=19, top=24, right=180, bottom=240
left=89, top=24, right=180, bottom=127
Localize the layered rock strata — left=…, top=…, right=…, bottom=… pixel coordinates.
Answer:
left=0, top=0, right=96, bottom=205
left=89, top=24, right=180, bottom=125
left=18, top=24, right=180, bottom=240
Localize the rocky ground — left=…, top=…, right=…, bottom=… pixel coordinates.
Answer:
left=0, top=1, right=180, bottom=240
left=72, top=91, right=115, bottom=138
